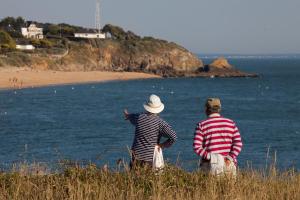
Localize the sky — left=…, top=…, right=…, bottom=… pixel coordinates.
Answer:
left=1, top=0, right=300, bottom=54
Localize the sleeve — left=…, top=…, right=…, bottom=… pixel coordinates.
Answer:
left=229, top=124, right=243, bottom=162
left=159, top=120, right=177, bottom=148
left=193, top=123, right=210, bottom=160
left=128, top=114, right=139, bottom=126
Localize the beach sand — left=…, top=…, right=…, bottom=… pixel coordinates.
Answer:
left=0, top=67, right=160, bottom=90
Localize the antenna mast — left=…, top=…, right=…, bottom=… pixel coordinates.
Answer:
left=95, top=0, right=101, bottom=33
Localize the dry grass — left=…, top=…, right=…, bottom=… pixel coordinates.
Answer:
left=0, top=163, right=299, bottom=200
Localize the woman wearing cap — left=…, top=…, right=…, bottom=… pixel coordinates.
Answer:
left=124, top=94, right=177, bottom=169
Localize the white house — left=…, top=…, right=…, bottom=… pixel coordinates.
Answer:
left=16, top=45, right=35, bottom=50
left=21, top=24, right=44, bottom=39
left=74, top=32, right=106, bottom=39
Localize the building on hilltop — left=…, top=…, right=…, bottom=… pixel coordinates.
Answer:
left=74, top=31, right=106, bottom=39
left=21, top=24, right=44, bottom=39
left=16, top=44, right=35, bottom=50
left=74, top=0, right=106, bottom=39
left=15, top=38, right=36, bottom=50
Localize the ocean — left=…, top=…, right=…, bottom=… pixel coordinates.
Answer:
left=0, top=56, right=300, bottom=171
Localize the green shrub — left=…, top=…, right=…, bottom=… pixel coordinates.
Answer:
left=47, top=24, right=60, bottom=35
left=40, top=39, right=53, bottom=48
left=60, top=25, right=75, bottom=36
left=4, top=51, right=32, bottom=66
left=0, top=16, right=25, bottom=39
left=29, top=38, right=40, bottom=46
left=0, top=30, right=16, bottom=49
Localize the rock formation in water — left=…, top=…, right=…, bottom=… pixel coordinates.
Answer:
left=209, top=57, right=232, bottom=69
left=199, top=57, right=257, bottom=77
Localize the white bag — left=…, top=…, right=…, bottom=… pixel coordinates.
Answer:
left=153, top=145, right=165, bottom=170
left=210, top=153, right=225, bottom=175
left=210, top=154, right=237, bottom=176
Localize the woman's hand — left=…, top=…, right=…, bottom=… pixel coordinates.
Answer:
left=124, top=109, right=129, bottom=120
left=156, top=144, right=163, bottom=152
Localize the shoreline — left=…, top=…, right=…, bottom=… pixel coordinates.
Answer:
left=0, top=67, right=161, bottom=90
left=0, top=67, right=258, bottom=91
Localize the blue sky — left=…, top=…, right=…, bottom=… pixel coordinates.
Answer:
left=1, top=0, right=300, bottom=54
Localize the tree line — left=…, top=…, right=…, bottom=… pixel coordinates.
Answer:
left=0, top=16, right=94, bottom=51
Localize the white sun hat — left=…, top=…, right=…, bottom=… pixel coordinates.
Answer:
left=143, top=94, right=165, bottom=114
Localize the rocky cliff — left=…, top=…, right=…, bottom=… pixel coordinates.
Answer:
left=0, top=24, right=257, bottom=77
left=55, top=31, right=203, bottom=77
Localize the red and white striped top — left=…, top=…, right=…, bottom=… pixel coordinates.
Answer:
left=193, top=113, right=243, bottom=164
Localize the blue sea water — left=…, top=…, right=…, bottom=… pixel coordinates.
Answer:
left=0, top=57, right=300, bottom=171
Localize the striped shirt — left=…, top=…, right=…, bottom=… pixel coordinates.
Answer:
left=128, top=113, right=177, bottom=162
left=193, top=113, right=243, bottom=164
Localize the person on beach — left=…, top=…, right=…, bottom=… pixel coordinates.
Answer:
left=124, top=94, right=177, bottom=169
left=193, top=98, right=243, bottom=175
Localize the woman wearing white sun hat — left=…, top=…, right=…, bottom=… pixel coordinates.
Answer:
left=124, top=94, right=177, bottom=169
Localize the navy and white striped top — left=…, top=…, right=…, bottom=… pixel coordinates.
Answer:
left=128, top=113, right=177, bottom=162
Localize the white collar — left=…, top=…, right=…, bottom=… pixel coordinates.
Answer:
left=208, top=113, right=221, bottom=118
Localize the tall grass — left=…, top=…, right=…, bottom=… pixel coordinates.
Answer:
left=0, top=163, right=299, bottom=200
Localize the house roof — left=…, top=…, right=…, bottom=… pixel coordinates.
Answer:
left=75, top=29, right=104, bottom=34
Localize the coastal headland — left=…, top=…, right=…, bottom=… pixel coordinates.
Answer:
left=0, top=17, right=257, bottom=89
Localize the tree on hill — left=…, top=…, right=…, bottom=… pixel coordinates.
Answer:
left=45, top=24, right=60, bottom=35
left=102, top=24, right=127, bottom=40
left=58, top=23, right=77, bottom=36
left=29, top=38, right=53, bottom=48
left=39, top=39, right=53, bottom=48
left=0, top=30, right=16, bottom=49
left=43, top=23, right=84, bottom=37
left=0, top=17, right=26, bottom=38
left=0, top=17, right=25, bottom=38
left=0, top=17, right=26, bottom=33
left=1, top=16, right=102, bottom=38
left=0, top=16, right=25, bottom=29
left=102, top=24, right=141, bottom=40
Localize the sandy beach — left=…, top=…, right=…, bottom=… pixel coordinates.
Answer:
left=0, top=67, right=160, bottom=90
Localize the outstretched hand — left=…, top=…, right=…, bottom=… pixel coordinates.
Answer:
left=124, top=109, right=129, bottom=120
